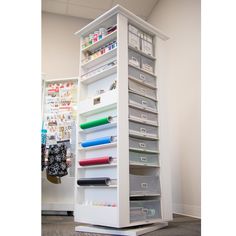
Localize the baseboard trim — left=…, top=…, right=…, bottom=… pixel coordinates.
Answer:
left=173, top=203, right=201, bottom=219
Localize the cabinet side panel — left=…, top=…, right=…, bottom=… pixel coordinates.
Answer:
left=117, top=13, right=129, bottom=227
left=156, top=37, right=173, bottom=221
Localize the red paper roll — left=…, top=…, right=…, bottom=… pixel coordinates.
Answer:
left=79, top=156, right=112, bottom=166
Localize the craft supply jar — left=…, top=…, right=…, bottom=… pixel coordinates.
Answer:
left=93, top=31, right=99, bottom=43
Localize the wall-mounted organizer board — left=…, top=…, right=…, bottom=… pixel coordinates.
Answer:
left=41, top=76, right=78, bottom=212
left=74, top=5, right=172, bottom=233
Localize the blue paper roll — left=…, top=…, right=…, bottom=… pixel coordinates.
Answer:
left=81, top=136, right=112, bottom=148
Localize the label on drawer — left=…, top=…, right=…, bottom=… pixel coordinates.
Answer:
left=141, top=183, right=148, bottom=188
left=139, top=142, right=146, bottom=148
left=140, top=157, right=147, bottom=162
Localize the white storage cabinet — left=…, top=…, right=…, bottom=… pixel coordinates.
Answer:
left=74, top=5, right=172, bottom=228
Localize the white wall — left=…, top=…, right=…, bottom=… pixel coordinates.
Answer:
left=148, top=0, right=201, bottom=217
left=42, top=12, right=90, bottom=78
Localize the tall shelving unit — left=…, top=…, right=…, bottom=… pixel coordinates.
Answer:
left=74, top=5, right=172, bottom=233
left=42, top=76, right=78, bottom=212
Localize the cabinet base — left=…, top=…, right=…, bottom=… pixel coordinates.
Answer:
left=75, top=222, right=168, bottom=236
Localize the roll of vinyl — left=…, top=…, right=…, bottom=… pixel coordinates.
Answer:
left=80, top=116, right=112, bottom=129
left=81, top=136, right=112, bottom=147
left=77, top=177, right=111, bottom=186
left=79, top=156, right=112, bottom=166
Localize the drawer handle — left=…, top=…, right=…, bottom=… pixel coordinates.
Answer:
left=140, top=157, right=147, bottom=162
left=140, top=74, right=145, bottom=80
left=139, top=143, right=146, bottom=148
left=140, top=127, right=146, bottom=133
left=141, top=183, right=148, bottom=188
left=141, top=114, right=147, bottom=119
left=141, top=100, right=147, bottom=106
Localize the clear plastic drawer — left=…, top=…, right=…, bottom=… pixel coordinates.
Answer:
left=129, top=92, right=158, bottom=113
left=141, top=56, right=155, bottom=74
left=130, top=200, right=161, bottom=222
left=129, top=137, right=159, bottom=153
left=130, top=151, right=159, bottom=166
left=128, top=79, right=157, bottom=100
left=129, top=107, right=158, bottom=126
left=130, top=207, right=146, bottom=222
left=129, top=121, right=158, bottom=139
left=129, top=31, right=140, bottom=50
left=141, top=39, right=153, bottom=57
left=128, top=49, right=141, bottom=68
left=130, top=174, right=160, bottom=196
left=128, top=66, right=156, bottom=88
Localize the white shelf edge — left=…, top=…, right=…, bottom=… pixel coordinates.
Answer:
left=128, top=76, right=157, bottom=89
left=129, top=102, right=158, bottom=114
left=128, top=45, right=156, bottom=60
left=129, top=148, right=159, bottom=154
left=79, top=103, right=117, bottom=116
left=81, top=65, right=117, bottom=85
left=82, top=30, right=117, bottom=52
left=128, top=89, right=157, bottom=102
left=77, top=185, right=117, bottom=188
left=130, top=193, right=161, bottom=197
left=78, top=163, right=117, bottom=169
left=78, top=121, right=117, bottom=133
left=78, top=142, right=117, bottom=151
left=129, top=131, right=159, bottom=140
left=75, top=204, right=117, bottom=208
left=129, top=117, right=158, bottom=127
left=81, top=47, right=117, bottom=68
left=128, top=63, right=156, bottom=77
left=130, top=163, right=160, bottom=168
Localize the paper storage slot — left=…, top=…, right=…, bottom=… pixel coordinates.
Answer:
left=128, top=79, right=156, bottom=100
left=129, top=137, right=158, bottom=153
left=130, top=200, right=161, bottom=222
left=128, top=66, right=156, bottom=88
left=129, top=107, right=158, bottom=126
left=141, top=56, right=155, bottom=74
left=129, top=121, right=158, bottom=139
left=129, top=32, right=140, bottom=50
left=130, top=174, right=160, bottom=196
left=128, top=49, right=141, bottom=68
left=129, top=92, right=157, bottom=113
left=130, top=151, right=159, bottom=166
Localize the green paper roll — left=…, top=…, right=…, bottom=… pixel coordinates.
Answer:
left=80, top=116, right=112, bottom=129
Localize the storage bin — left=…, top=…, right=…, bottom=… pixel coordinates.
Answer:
left=128, top=79, right=156, bottom=100
left=129, top=92, right=158, bottom=113
left=129, top=107, right=158, bottom=126
left=129, top=137, right=159, bottom=153
left=128, top=49, right=141, bottom=68
left=141, top=56, right=155, bottom=74
left=130, top=200, right=161, bottom=222
left=129, top=32, right=140, bottom=50
left=128, top=66, right=156, bottom=88
left=130, top=207, right=146, bottom=222
left=129, top=151, right=159, bottom=166
left=130, top=174, right=160, bottom=196
left=129, top=121, right=158, bottom=139
left=141, top=39, right=153, bottom=57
